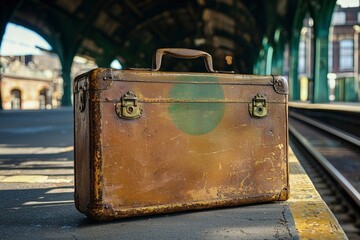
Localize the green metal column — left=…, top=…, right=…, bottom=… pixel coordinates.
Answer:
left=272, top=47, right=284, bottom=75
left=289, top=34, right=301, bottom=101
left=258, top=50, right=266, bottom=75
left=47, top=1, right=114, bottom=106
left=253, top=52, right=262, bottom=74
left=54, top=20, right=79, bottom=107
left=56, top=39, right=77, bottom=106
left=265, top=45, right=273, bottom=75
left=60, top=55, right=73, bottom=106
left=313, top=30, right=330, bottom=102
left=59, top=31, right=121, bottom=106
left=262, top=38, right=272, bottom=75
left=37, top=36, right=75, bottom=107
left=288, top=0, right=308, bottom=101
left=311, top=0, right=337, bottom=103
left=254, top=38, right=271, bottom=75
left=272, top=29, right=285, bottom=75
left=253, top=50, right=265, bottom=75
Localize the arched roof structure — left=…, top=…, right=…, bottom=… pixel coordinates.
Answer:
left=0, top=0, right=337, bottom=105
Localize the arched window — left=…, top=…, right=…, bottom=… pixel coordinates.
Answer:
left=332, top=12, right=346, bottom=25
left=39, top=88, right=52, bottom=109
left=298, top=41, right=306, bottom=74
left=10, top=89, right=21, bottom=110
left=328, top=41, right=333, bottom=72
left=339, top=39, right=353, bottom=71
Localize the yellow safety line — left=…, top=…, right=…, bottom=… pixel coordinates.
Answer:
left=288, top=147, right=347, bottom=239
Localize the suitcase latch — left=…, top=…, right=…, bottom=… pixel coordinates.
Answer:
left=115, top=91, right=142, bottom=119
left=249, top=93, right=268, bottom=118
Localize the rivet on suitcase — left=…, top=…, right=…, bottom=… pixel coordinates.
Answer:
left=74, top=48, right=289, bottom=221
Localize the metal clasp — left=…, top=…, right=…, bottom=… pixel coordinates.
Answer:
left=115, top=91, right=142, bottom=119
left=249, top=93, right=268, bottom=118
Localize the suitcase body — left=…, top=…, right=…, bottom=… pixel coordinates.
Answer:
left=74, top=49, right=289, bottom=221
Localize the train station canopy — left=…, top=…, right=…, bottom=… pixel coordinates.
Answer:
left=0, top=0, right=337, bottom=104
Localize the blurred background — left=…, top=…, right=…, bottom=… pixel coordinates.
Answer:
left=0, top=0, right=359, bottom=110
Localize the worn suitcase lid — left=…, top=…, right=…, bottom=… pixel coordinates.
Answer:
left=74, top=48, right=288, bottom=96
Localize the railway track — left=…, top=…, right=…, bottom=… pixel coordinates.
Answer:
left=289, top=110, right=360, bottom=239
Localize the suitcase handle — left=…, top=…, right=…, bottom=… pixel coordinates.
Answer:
left=152, top=48, right=217, bottom=73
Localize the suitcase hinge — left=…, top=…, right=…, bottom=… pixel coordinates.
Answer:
left=115, top=91, right=142, bottom=119
left=249, top=93, right=268, bottom=118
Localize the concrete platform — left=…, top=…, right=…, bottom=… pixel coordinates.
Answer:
left=0, top=109, right=347, bottom=239
left=287, top=148, right=346, bottom=239
left=289, top=101, right=360, bottom=112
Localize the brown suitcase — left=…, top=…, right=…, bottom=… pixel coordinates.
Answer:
left=74, top=48, right=289, bottom=221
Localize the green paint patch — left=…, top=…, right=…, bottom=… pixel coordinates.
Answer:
left=169, top=76, right=225, bottom=135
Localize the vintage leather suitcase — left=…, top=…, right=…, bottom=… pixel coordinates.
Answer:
left=74, top=48, right=289, bottom=221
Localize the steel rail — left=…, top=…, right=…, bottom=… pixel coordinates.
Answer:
left=289, top=111, right=360, bottom=147
left=289, top=124, right=360, bottom=209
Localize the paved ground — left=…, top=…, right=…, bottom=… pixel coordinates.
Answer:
left=0, top=108, right=298, bottom=239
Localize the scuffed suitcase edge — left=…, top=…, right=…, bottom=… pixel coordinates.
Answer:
left=85, top=192, right=289, bottom=222
left=73, top=73, right=89, bottom=214
left=89, top=75, right=104, bottom=210
left=86, top=201, right=115, bottom=222
left=281, top=94, right=290, bottom=201
left=74, top=68, right=113, bottom=93
left=272, top=75, right=288, bottom=95
left=92, top=68, right=289, bottom=96
left=74, top=69, right=109, bottom=214
left=278, top=186, right=290, bottom=201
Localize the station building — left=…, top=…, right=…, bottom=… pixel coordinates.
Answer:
left=0, top=54, right=62, bottom=110
left=298, top=5, right=360, bottom=102
left=0, top=54, right=97, bottom=110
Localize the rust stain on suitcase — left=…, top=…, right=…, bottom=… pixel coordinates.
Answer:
left=74, top=48, right=289, bottom=221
